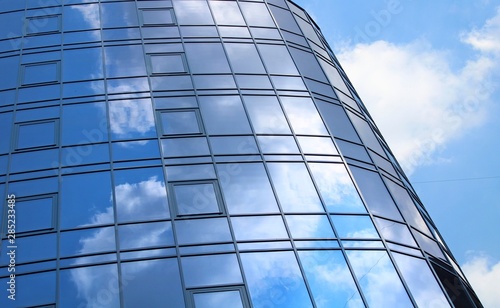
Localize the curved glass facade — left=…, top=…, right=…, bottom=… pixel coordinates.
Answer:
left=0, top=0, right=482, bottom=307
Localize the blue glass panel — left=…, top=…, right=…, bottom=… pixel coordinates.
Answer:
left=60, top=227, right=116, bottom=258
left=0, top=112, right=13, bottom=154
left=8, top=177, right=58, bottom=197
left=184, top=43, right=230, bottom=73
left=217, top=163, right=280, bottom=214
left=308, top=163, right=366, bottom=213
left=297, top=136, right=338, bottom=155
left=286, top=215, right=335, bottom=239
left=150, top=54, right=187, bottom=74
left=63, top=48, right=103, bottom=82
left=112, top=140, right=160, bottom=161
left=243, top=96, right=290, bottom=134
left=0, top=12, right=24, bottom=42
left=280, top=97, right=328, bottom=135
left=346, top=251, right=413, bottom=307
left=199, top=96, right=251, bottom=135
left=393, top=253, right=450, bottom=307
left=0, top=271, right=56, bottom=307
left=225, top=43, right=265, bottom=74
left=173, top=0, right=214, bottom=25
left=165, top=164, right=216, bottom=181
left=373, top=217, right=417, bottom=247
left=23, top=62, right=59, bottom=85
left=331, top=215, right=379, bottom=239
left=60, top=171, right=113, bottom=229
left=141, top=8, right=175, bottom=25
left=105, top=45, right=147, bottom=78
left=60, top=264, right=120, bottom=308
left=173, top=182, right=221, bottom=216
left=176, top=217, right=232, bottom=245
left=258, top=136, right=299, bottom=154
left=114, top=167, right=169, bottom=222
left=209, top=1, right=245, bottom=25
left=10, top=148, right=58, bottom=173
left=0, top=233, right=56, bottom=265
left=17, top=121, right=56, bottom=149
left=162, top=137, right=210, bottom=157
left=258, top=44, right=298, bottom=75
left=160, top=110, right=201, bottom=135
left=63, top=4, right=100, bottom=31
left=210, top=136, right=258, bottom=155
left=241, top=251, right=313, bottom=307
left=194, top=290, right=244, bottom=308
left=119, top=221, right=174, bottom=250
left=61, top=144, right=110, bottom=167
left=267, top=163, right=323, bottom=212
left=16, top=196, right=54, bottom=233
left=299, top=250, right=364, bottom=308
left=101, top=2, right=138, bottom=28
left=62, top=103, right=108, bottom=145
left=0, top=155, right=6, bottom=175
left=239, top=2, right=275, bottom=27
left=108, top=99, right=156, bottom=140
left=182, top=254, right=243, bottom=287
left=232, top=216, right=288, bottom=241
left=122, top=258, right=185, bottom=307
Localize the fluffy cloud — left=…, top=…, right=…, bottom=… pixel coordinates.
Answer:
left=462, top=253, right=500, bottom=307
left=336, top=9, right=500, bottom=174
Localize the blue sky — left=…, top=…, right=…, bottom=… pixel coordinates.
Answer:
left=291, top=0, right=500, bottom=305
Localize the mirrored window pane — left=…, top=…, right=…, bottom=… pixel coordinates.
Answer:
left=281, top=97, right=328, bottom=135
left=209, top=1, right=245, bottom=25
left=105, top=45, right=147, bottom=78
left=217, top=163, right=279, bottom=214
left=16, top=195, right=55, bottom=233
left=297, top=137, right=337, bottom=155
left=160, top=110, right=201, bottom=135
left=122, top=258, right=185, bottom=307
left=232, top=216, right=287, bottom=241
left=346, top=251, right=413, bottom=308
left=63, top=4, right=100, bottom=31
left=332, top=215, right=379, bottom=239
left=173, top=0, right=214, bottom=25
left=182, top=254, right=243, bottom=287
left=172, top=181, right=222, bottom=216
left=149, top=53, right=187, bottom=74
left=60, top=226, right=116, bottom=258
left=286, top=215, right=335, bottom=239
left=176, top=217, right=232, bottom=245
left=210, top=136, right=258, bottom=155
left=10, top=148, right=58, bottom=173
left=63, top=48, right=103, bottom=82
left=257, top=136, right=298, bottom=154
left=101, top=2, right=138, bottom=28
left=119, top=221, right=174, bottom=250
left=165, top=164, right=216, bottom=181
left=225, top=43, right=265, bottom=74
left=199, top=96, right=251, bottom=135
left=108, top=99, right=156, bottom=140
left=23, top=62, right=59, bottom=85
left=243, top=96, right=290, bottom=134
left=185, top=43, right=230, bottom=73
left=241, top=251, right=313, bottom=307
left=141, top=8, right=175, bottom=25
left=112, top=140, right=160, bottom=161
left=299, top=250, right=363, bottom=307
left=16, top=120, right=57, bottom=149
left=267, top=163, right=323, bottom=212
left=62, top=103, right=108, bottom=146
left=162, top=137, right=210, bottom=157
left=373, top=217, right=417, bottom=247
left=257, top=44, right=298, bottom=75
left=193, top=289, right=244, bottom=308
left=308, top=163, right=366, bottom=213
left=27, top=15, right=60, bottom=35
left=0, top=271, right=56, bottom=308
left=0, top=233, right=56, bottom=264
left=239, top=2, right=275, bottom=27
left=0, top=112, right=13, bottom=154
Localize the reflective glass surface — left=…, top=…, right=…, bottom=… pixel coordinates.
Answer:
left=17, top=121, right=56, bottom=149
left=176, top=217, right=232, bottom=245
left=193, top=290, right=244, bottom=308
left=243, top=96, right=291, bottom=134
left=182, top=254, right=243, bottom=287
left=16, top=196, right=54, bottom=233
left=160, top=110, right=201, bottom=135
left=172, top=182, right=221, bottom=216
left=199, top=96, right=252, bottom=135
left=119, top=221, right=174, bottom=250
left=232, top=216, right=288, bottom=241
left=286, top=215, right=335, bottom=239
left=331, top=215, right=379, bottom=239
left=280, top=97, right=328, bottom=135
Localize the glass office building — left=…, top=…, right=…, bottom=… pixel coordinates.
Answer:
left=0, top=0, right=482, bottom=307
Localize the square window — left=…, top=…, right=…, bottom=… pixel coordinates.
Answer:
left=16, top=120, right=58, bottom=150
left=149, top=54, right=187, bottom=75
left=189, top=287, right=250, bottom=308
left=26, top=15, right=61, bottom=35
left=140, top=9, right=175, bottom=26
left=7, top=195, right=56, bottom=234
left=159, top=109, right=202, bottom=135
left=22, top=62, right=60, bottom=85
left=170, top=181, right=224, bottom=217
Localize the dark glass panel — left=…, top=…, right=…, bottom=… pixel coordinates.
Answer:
left=243, top=96, right=290, bottom=134
left=209, top=1, right=245, bottom=25
left=347, top=112, right=385, bottom=154
left=257, top=44, right=298, bottom=75
left=431, top=263, right=474, bottom=308
left=232, top=216, right=288, bottom=241
left=185, top=43, right=230, bottom=73
left=122, top=258, right=185, bottom=307
left=393, top=253, right=451, bottom=307
left=331, top=215, right=379, bottom=239
left=225, top=43, right=265, bottom=74
left=173, top=0, right=214, bottom=25
left=269, top=4, right=301, bottom=33
left=239, top=2, right=275, bottom=27
left=119, top=221, right=174, bottom=250
left=59, top=264, right=120, bottom=308
left=199, top=96, right=252, bottom=135
left=182, top=254, right=243, bottom=287
left=101, top=2, right=138, bottom=28
left=241, top=251, right=313, bottom=307
left=62, top=102, right=108, bottom=145
left=63, top=48, right=103, bottom=82
left=346, top=250, right=413, bottom=307
left=289, top=47, right=328, bottom=82
left=286, top=215, right=335, bottom=239
left=60, top=171, right=113, bottom=229
left=176, top=217, right=232, bottom=245
left=280, top=97, right=328, bottom=135
left=108, top=99, right=156, bottom=140
left=299, top=250, right=364, bottom=307
left=104, top=45, right=147, bottom=78
left=114, top=167, right=169, bottom=222
left=267, top=163, right=323, bottom=212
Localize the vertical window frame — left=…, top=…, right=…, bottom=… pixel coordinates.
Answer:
left=25, top=14, right=62, bottom=36
left=14, top=119, right=60, bottom=151
left=187, top=286, right=251, bottom=308
left=21, top=61, right=61, bottom=86
left=169, top=180, right=225, bottom=218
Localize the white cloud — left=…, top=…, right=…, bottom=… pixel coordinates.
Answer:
left=336, top=8, right=500, bottom=174
left=462, top=253, right=500, bottom=307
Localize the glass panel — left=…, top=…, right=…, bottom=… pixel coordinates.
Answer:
left=62, top=103, right=108, bottom=146
left=241, top=251, right=313, bottom=307
left=347, top=112, right=385, bottom=154
left=193, top=290, right=244, bottom=308
left=112, top=140, right=160, bottom=161
left=0, top=271, right=56, bottom=308
left=331, top=215, right=379, bottom=239
left=257, top=44, right=298, bottom=75
left=267, top=163, right=323, bottom=212
left=10, top=149, right=58, bottom=173
left=286, top=215, right=335, bottom=239
left=209, top=1, right=245, bottom=25
left=185, top=43, right=230, bottom=73
left=119, top=221, right=174, bottom=250
left=346, top=251, right=413, bottom=307
left=236, top=75, right=272, bottom=89
left=243, top=96, right=290, bottom=134
left=23, top=62, right=59, bottom=85
left=299, top=250, right=364, bottom=307
left=182, top=254, right=243, bottom=287
left=210, top=136, right=258, bottom=155
left=60, top=227, right=116, bottom=258
left=63, top=4, right=100, bottom=31
left=165, top=164, right=216, bottom=181
left=308, top=163, right=366, bottom=213
left=349, top=166, right=403, bottom=221
left=281, top=97, right=328, bottom=135
left=217, top=163, right=280, bottom=214
left=162, top=137, right=210, bottom=157
left=160, top=110, right=201, bottom=135
left=232, top=216, right=288, bottom=241
left=173, top=0, right=214, bottom=25
left=60, top=143, right=109, bottom=167
left=150, top=54, right=187, bottom=74
left=272, top=74, right=306, bottom=90
left=297, top=136, right=337, bottom=155
left=141, top=8, right=175, bottom=25
left=105, top=45, right=147, bottom=78
left=289, top=47, right=328, bottom=82
left=413, top=231, right=445, bottom=259
left=101, top=2, right=138, bottom=28
left=373, top=217, right=417, bottom=247
left=0, top=233, right=56, bottom=264
left=239, top=2, right=275, bottom=27
left=17, top=121, right=56, bottom=149
left=257, top=136, right=299, bottom=154
left=63, top=48, right=103, bottom=82
left=114, top=167, right=169, bottom=222
left=60, top=171, right=113, bottom=229
left=172, top=181, right=222, bottom=216
left=176, top=217, right=232, bottom=245
left=199, top=96, right=251, bottom=135
left=8, top=177, right=58, bottom=198
left=393, top=253, right=451, bottom=308
left=0, top=112, right=13, bottom=154
left=16, top=196, right=54, bottom=233
left=225, top=43, right=265, bottom=74
left=108, top=99, right=156, bottom=140
left=121, top=258, right=185, bottom=307
left=59, top=264, right=120, bottom=308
